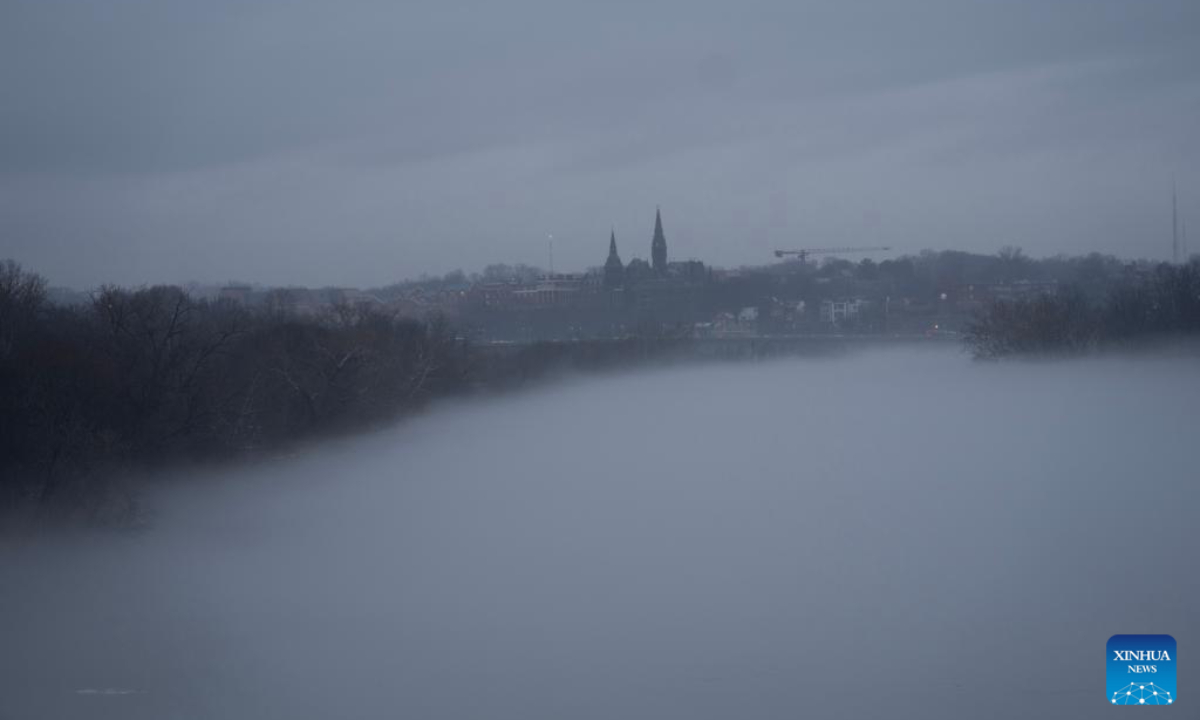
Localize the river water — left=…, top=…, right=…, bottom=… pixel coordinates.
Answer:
left=3, top=347, right=1198, bottom=719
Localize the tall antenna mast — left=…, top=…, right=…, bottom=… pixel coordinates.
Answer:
left=1172, top=180, right=1179, bottom=264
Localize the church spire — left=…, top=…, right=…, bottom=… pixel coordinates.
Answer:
left=604, top=228, right=624, bottom=287
left=651, top=206, right=667, bottom=275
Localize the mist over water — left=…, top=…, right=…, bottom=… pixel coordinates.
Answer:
left=3, top=348, right=1199, bottom=719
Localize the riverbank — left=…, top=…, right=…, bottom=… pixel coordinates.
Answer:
left=0, top=297, right=951, bottom=530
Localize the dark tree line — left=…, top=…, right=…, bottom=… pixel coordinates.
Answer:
left=6, top=252, right=1198, bottom=521
left=966, top=260, right=1200, bottom=358
left=0, top=261, right=470, bottom=523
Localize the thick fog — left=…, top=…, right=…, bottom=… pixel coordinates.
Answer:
left=3, top=348, right=1199, bottom=719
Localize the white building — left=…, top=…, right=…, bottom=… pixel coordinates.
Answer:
left=819, top=298, right=868, bottom=325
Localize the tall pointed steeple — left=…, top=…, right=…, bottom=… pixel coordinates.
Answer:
left=651, top=206, right=667, bottom=275
left=604, top=228, right=624, bottom=287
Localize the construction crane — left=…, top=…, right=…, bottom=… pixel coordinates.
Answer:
left=773, top=246, right=892, bottom=263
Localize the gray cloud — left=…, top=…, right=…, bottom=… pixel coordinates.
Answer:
left=1, top=0, right=1198, bottom=287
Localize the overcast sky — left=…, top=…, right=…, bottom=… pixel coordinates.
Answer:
left=2, top=0, right=1198, bottom=289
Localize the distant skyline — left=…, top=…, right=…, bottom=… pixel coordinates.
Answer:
left=2, top=0, right=1198, bottom=289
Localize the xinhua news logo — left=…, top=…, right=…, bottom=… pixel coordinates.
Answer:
left=1108, top=635, right=1176, bottom=706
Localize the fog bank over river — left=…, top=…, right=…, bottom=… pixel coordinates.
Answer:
left=4, top=348, right=1199, bottom=719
